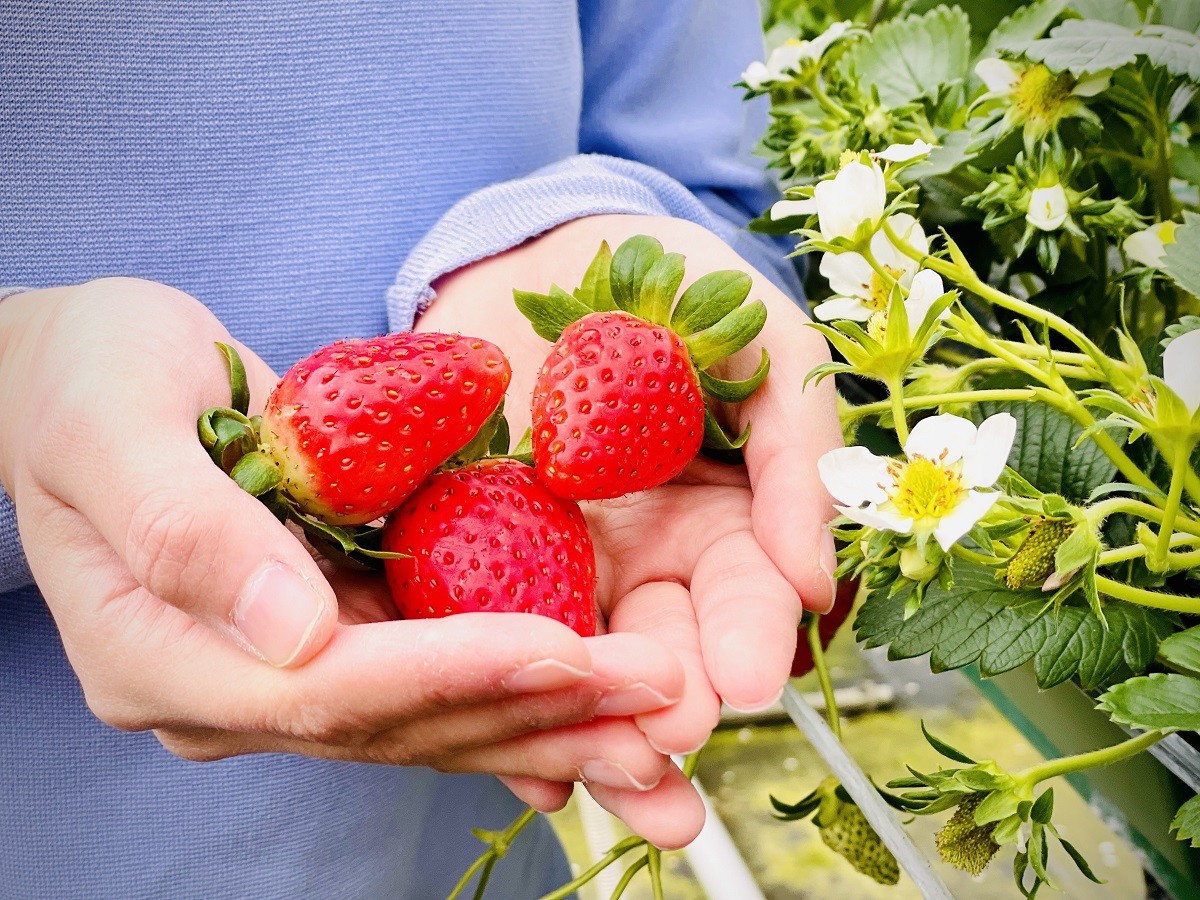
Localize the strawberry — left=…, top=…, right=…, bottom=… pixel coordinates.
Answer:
left=789, top=579, right=857, bottom=678
left=255, top=333, right=511, bottom=525
left=381, top=460, right=598, bottom=636
left=514, top=235, right=771, bottom=500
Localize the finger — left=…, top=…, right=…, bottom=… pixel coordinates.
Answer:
left=498, top=777, right=573, bottom=813
left=606, top=582, right=719, bottom=755
left=584, top=763, right=705, bottom=850
left=690, top=530, right=800, bottom=712
left=735, top=298, right=842, bottom=613
left=441, top=719, right=671, bottom=791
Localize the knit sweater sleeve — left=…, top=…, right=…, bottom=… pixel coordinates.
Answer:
left=0, top=287, right=33, bottom=593
left=385, top=0, right=799, bottom=332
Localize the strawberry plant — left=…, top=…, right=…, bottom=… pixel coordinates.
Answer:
left=514, top=235, right=771, bottom=499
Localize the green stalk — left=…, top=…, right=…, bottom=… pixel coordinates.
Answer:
left=1151, top=441, right=1192, bottom=570
left=806, top=75, right=851, bottom=120
left=1096, top=576, right=1200, bottom=615
left=1100, top=533, right=1200, bottom=566
left=808, top=615, right=842, bottom=741
left=447, top=807, right=538, bottom=900
left=535, top=837, right=646, bottom=900
left=647, top=848, right=664, bottom=900
left=1017, top=730, right=1165, bottom=788
left=843, top=388, right=1038, bottom=424
left=886, top=376, right=911, bottom=444
left=610, top=857, right=649, bottom=899
left=952, top=545, right=999, bottom=567
left=1088, top=498, right=1200, bottom=538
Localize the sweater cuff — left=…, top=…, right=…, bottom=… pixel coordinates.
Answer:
left=384, top=153, right=802, bottom=332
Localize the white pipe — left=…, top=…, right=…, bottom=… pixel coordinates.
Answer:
left=575, top=784, right=622, bottom=898
left=679, top=760, right=767, bottom=900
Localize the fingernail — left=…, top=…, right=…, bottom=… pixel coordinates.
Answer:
left=234, top=563, right=328, bottom=666
left=595, top=682, right=677, bottom=717
left=581, top=759, right=657, bottom=791
left=817, top=530, right=838, bottom=613
left=723, top=686, right=785, bottom=715
left=502, top=659, right=592, bottom=693
left=648, top=736, right=709, bottom=756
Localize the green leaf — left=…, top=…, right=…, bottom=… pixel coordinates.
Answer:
left=981, top=0, right=1071, bottom=61
left=513, top=288, right=592, bottom=343
left=921, top=721, right=978, bottom=764
left=685, top=300, right=768, bottom=370
left=610, top=235, right=664, bottom=313
left=1014, top=20, right=1200, bottom=81
left=1056, top=835, right=1105, bottom=883
left=215, top=341, right=250, bottom=415
left=1158, top=625, right=1200, bottom=675
left=973, top=400, right=1118, bottom=502
left=637, top=252, right=686, bottom=325
left=1171, top=794, right=1200, bottom=847
left=446, top=399, right=507, bottom=467
left=229, top=450, right=282, bottom=497
left=699, top=349, right=770, bottom=402
left=1070, top=0, right=1143, bottom=28
left=1163, top=211, right=1200, bottom=300
left=574, top=240, right=616, bottom=311
left=670, top=270, right=753, bottom=336
left=854, top=562, right=1174, bottom=688
left=842, top=5, right=972, bottom=107
left=1099, top=672, right=1200, bottom=731
left=1030, top=788, right=1054, bottom=825
left=702, top=406, right=751, bottom=452
left=1152, top=1, right=1200, bottom=33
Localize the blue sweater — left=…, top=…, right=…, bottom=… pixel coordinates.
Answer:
left=0, top=2, right=794, bottom=896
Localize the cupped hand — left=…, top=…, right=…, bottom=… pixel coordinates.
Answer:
left=0, top=278, right=687, bottom=803
left=419, top=213, right=842, bottom=846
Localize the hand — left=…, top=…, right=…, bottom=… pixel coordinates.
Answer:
left=0, top=278, right=687, bottom=794
left=419, top=214, right=842, bottom=846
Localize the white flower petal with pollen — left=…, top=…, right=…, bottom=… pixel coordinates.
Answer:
left=819, top=251, right=875, bottom=298
left=903, top=269, right=948, bottom=337
left=813, top=161, right=886, bottom=240
left=975, top=58, right=1020, bottom=94
left=814, top=295, right=873, bottom=322
left=1027, top=184, right=1070, bottom=232
left=819, top=446, right=893, bottom=506
left=1123, top=221, right=1176, bottom=268
left=771, top=198, right=816, bottom=220
left=839, top=503, right=914, bottom=534
left=904, top=413, right=979, bottom=466
left=933, top=491, right=999, bottom=551
left=1163, top=328, right=1200, bottom=415
left=876, top=140, right=935, bottom=162
left=767, top=42, right=808, bottom=76
left=961, top=413, right=1016, bottom=487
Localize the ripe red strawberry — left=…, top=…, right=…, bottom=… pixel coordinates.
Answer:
left=259, top=333, right=510, bottom=525
left=515, top=235, right=771, bottom=501
left=532, top=311, right=704, bottom=500
left=382, top=460, right=598, bottom=636
left=790, top=579, right=857, bottom=678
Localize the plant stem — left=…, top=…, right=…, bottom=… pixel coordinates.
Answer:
left=1152, top=441, right=1192, bottom=569
left=1096, top=575, right=1200, bottom=615
left=807, top=75, right=851, bottom=120
left=1100, top=533, right=1200, bottom=566
left=843, top=388, right=1038, bottom=423
left=1088, top=498, right=1200, bottom=538
left=886, top=376, right=911, bottom=444
left=808, top=614, right=842, bottom=741
left=610, top=856, right=649, bottom=899
left=536, top=837, right=646, bottom=900
left=471, top=859, right=497, bottom=900
left=647, top=848, right=664, bottom=900
left=952, top=545, right=998, bottom=567
left=447, top=807, right=538, bottom=900
left=1018, top=730, right=1165, bottom=787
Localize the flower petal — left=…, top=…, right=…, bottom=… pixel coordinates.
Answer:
left=904, top=269, right=948, bottom=337
left=818, top=445, right=892, bottom=506
left=771, top=198, right=816, bottom=220
left=1163, top=328, right=1200, bottom=415
left=1026, top=184, right=1070, bottom=232
left=741, top=61, right=770, bottom=90
left=808, top=21, right=852, bottom=60
left=1123, top=223, right=1170, bottom=268
left=873, top=214, right=927, bottom=277
left=814, top=161, right=886, bottom=240
left=819, top=251, right=875, bottom=298
left=838, top=503, right=914, bottom=534
left=933, top=491, right=999, bottom=551
left=961, top=412, right=1016, bottom=487
left=814, top=295, right=874, bottom=322
left=904, top=413, right=978, bottom=465
left=975, top=58, right=1020, bottom=94
left=767, top=42, right=808, bottom=77
left=876, top=140, right=935, bottom=162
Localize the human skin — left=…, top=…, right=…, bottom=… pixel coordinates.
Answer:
left=418, top=214, right=842, bottom=842
left=0, top=214, right=840, bottom=851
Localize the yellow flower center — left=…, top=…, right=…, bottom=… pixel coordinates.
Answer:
left=887, top=456, right=965, bottom=520
left=866, top=265, right=905, bottom=311
left=1013, top=64, right=1073, bottom=131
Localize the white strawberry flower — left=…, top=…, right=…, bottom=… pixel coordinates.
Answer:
left=975, top=59, right=1110, bottom=104
left=818, top=413, right=1016, bottom=551
left=875, top=140, right=935, bottom=162
left=742, top=21, right=854, bottom=89
left=1123, top=220, right=1178, bottom=269
left=815, top=214, right=928, bottom=321
left=770, top=157, right=887, bottom=241
left=1162, top=328, right=1200, bottom=416
left=1026, top=183, right=1070, bottom=232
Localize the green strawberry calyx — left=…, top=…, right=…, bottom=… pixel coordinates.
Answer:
left=513, top=234, right=771, bottom=454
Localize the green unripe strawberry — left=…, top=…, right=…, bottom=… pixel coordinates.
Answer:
left=1004, top=518, right=1074, bottom=589
left=935, top=792, right=1001, bottom=877
left=817, top=799, right=900, bottom=886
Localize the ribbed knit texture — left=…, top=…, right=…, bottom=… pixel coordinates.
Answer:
left=1, top=1, right=793, bottom=896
